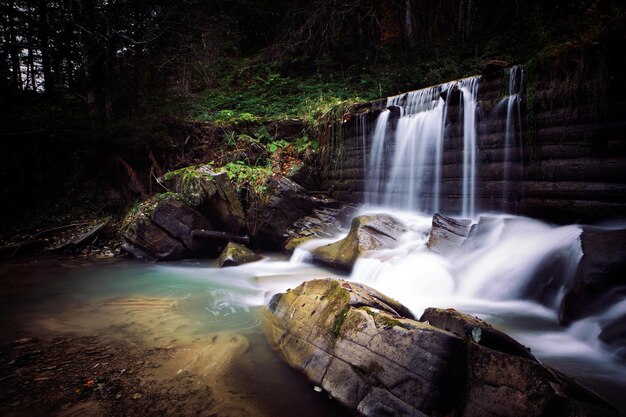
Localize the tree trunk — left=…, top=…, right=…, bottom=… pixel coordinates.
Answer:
left=7, top=0, right=23, bottom=90
left=74, top=0, right=100, bottom=116
left=38, top=0, right=54, bottom=92
left=27, top=48, right=37, bottom=90
left=405, top=0, right=413, bottom=37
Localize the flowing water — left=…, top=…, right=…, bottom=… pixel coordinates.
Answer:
left=351, top=69, right=626, bottom=412
left=496, top=65, right=524, bottom=209
left=366, top=76, right=481, bottom=216
left=295, top=210, right=626, bottom=413
left=0, top=257, right=350, bottom=417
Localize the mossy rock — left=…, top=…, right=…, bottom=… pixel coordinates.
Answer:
left=311, top=214, right=406, bottom=271
left=217, top=242, right=262, bottom=267
left=265, top=279, right=619, bottom=417
left=160, top=165, right=246, bottom=234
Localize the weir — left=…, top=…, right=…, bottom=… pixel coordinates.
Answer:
left=321, top=65, right=626, bottom=222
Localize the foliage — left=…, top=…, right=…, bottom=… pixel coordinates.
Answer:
left=180, top=60, right=379, bottom=126
left=218, top=161, right=273, bottom=193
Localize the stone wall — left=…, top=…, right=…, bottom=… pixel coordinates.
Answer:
left=319, top=62, right=626, bottom=223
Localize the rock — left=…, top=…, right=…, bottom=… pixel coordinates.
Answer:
left=599, top=313, right=626, bottom=359
left=462, top=342, right=617, bottom=417
left=266, top=279, right=619, bottom=417
left=217, top=242, right=262, bottom=267
left=160, top=165, right=246, bottom=234
left=310, top=214, right=406, bottom=271
left=286, top=163, right=318, bottom=191
left=420, top=307, right=537, bottom=362
left=123, top=218, right=187, bottom=260
left=150, top=197, right=213, bottom=253
left=461, top=216, right=502, bottom=252
left=256, top=175, right=332, bottom=250
left=266, top=279, right=463, bottom=417
left=284, top=203, right=357, bottom=252
left=427, top=213, right=472, bottom=255
left=560, top=228, right=626, bottom=324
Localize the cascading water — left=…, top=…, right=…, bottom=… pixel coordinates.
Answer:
left=364, top=76, right=480, bottom=215
left=498, top=65, right=524, bottom=209
left=458, top=77, right=480, bottom=218
left=365, top=109, right=390, bottom=205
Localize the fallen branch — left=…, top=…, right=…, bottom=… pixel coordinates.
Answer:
left=192, top=230, right=250, bottom=244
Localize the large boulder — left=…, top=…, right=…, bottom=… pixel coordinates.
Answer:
left=122, top=165, right=250, bottom=260
left=266, top=279, right=464, bottom=417
left=123, top=217, right=187, bottom=260
left=256, top=175, right=347, bottom=250
left=284, top=203, right=357, bottom=252
left=310, top=214, right=406, bottom=271
left=159, top=165, right=247, bottom=234
left=265, top=279, right=619, bottom=417
left=462, top=342, right=616, bottom=417
left=217, top=242, right=262, bottom=267
left=151, top=197, right=213, bottom=252
left=560, top=228, right=626, bottom=324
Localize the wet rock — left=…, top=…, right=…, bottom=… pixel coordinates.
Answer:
left=598, top=313, right=626, bottom=359
left=123, top=218, right=187, bottom=260
left=217, top=242, right=262, bottom=267
left=256, top=175, right=339, bottom=250
left=462, top=342, right=617, bottom=417
left=265, top=279, right=461, bottom=417
left=560, top=228, right=626, bottom=324
left=310, top=214, right=406, bottom=271
left=420, top=307, right=537, bottom=362
left=151, top=197, right=213, bottom=252
left=284, top=203, right=357, bottom=252
left=160, top=165, right=246, bottom=234
left=266, top=279, right=619, bottom=417
left=427, top=213, right=472, bottom=255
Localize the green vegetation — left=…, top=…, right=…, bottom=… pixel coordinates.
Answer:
left=218, top=162, right=273, bottom=193
left=333, top=305, right=351, bottom=337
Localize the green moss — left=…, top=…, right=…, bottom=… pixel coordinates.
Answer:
left=321, top=280, right=349, bottom=303
left=333, top=305, right=351, bottom=337
left=161, top=165, right=204, bottom=182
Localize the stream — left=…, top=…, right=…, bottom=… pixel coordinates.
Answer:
left=1, top=211, right=626, bottom=416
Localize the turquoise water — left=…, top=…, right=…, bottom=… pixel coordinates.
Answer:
left=0, top=257, right=350, bottom=417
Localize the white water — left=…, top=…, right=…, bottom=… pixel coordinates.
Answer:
left=284, top=212, right=626, bottom=412
left=365, top=109, right=390, bottom=205
left=498, top=65, right=524, bottom=208
left=366, top=76, right=480, bottom=215
left=459, top=77, right=480, bottom=218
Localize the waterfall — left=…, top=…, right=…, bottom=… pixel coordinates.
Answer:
left=459, top=77, right=480, bottom=218
left=365, top=109, right=390, bottom=205
left=364, top=77, right=480, bottom=215
left=501, top=65, right=524, bottom=209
